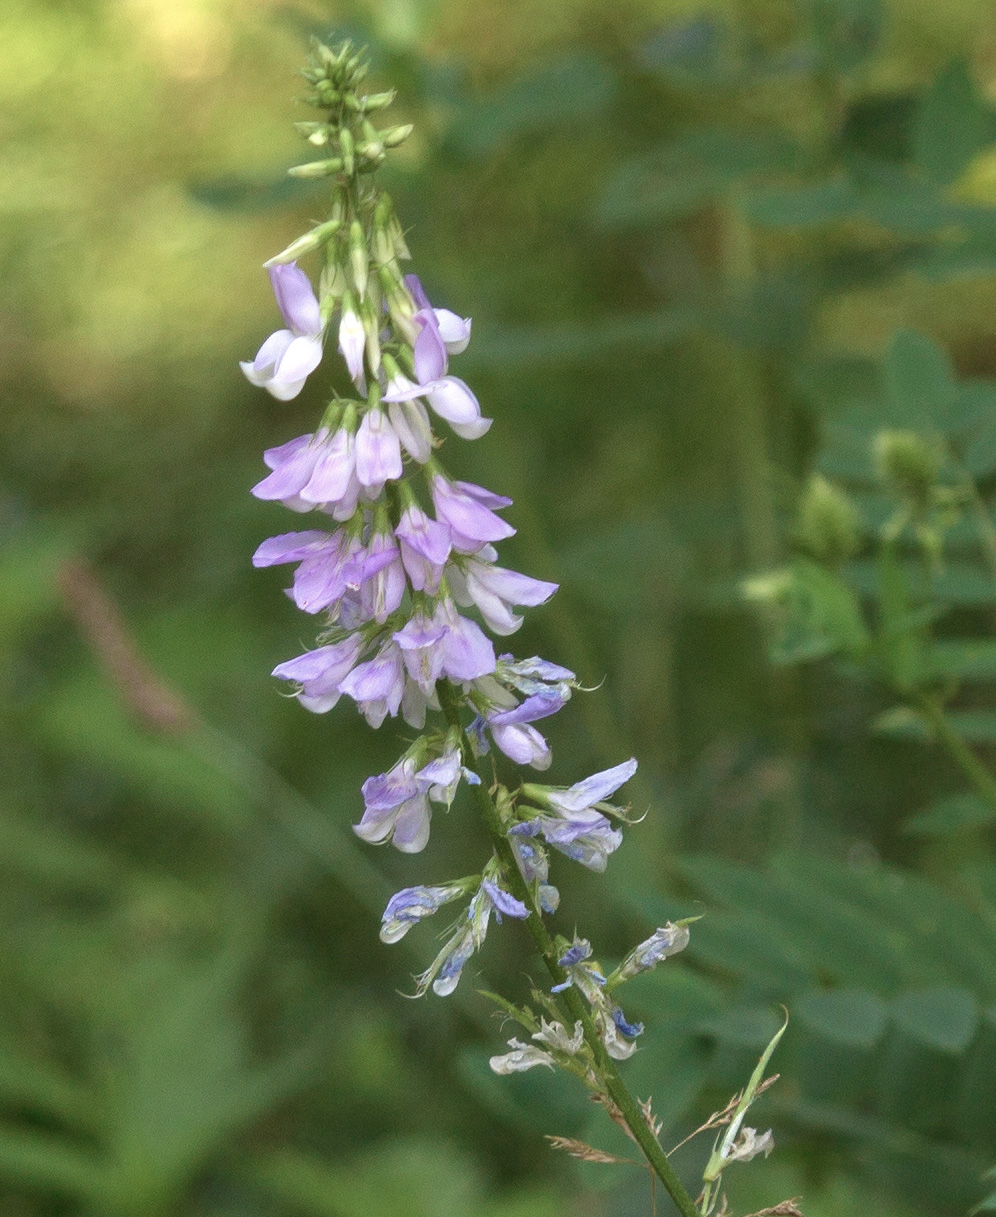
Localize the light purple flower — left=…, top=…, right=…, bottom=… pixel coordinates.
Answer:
left=480, top=879, right=530, bottom=921
left=380, top=882, right=470, bottom=944
left=339, top=642, right=405, bottom=728
left=544, top=758, right=639, bottom=815
left=432, top=477, right=515, bottom=552
left=387, top=399, right=433, bottom=464
left=395, top=504, right=452, bottom=593
left=613, top=923, right=691, bottom=983
left=393, top=600, right=496, bottom=693
left=512, top=808, right=623, bottom=873
left=416, top=746, right=478, bottom=808
left=490, top=721, right=552, bottom=769
left=354, top=758, right=431, bottom=853
left=358, top=530, right=405, bottom=624
left=405, top=275, right=472, bottom=354
left=338, top=292, right=366, bottom=388
left=382, top=280, right=490, bottom=439
left=271, top=634, right=365, bottom=713
left=448, top=556, right=558, bottom=635
left=253, top=425, right=360, bottom=517
left=355, top=407, right=403, bottom=491
left=241, top=263, right=324, bottom=400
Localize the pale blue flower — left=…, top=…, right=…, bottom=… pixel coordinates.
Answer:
left=241, top=263, right=324, bottom=400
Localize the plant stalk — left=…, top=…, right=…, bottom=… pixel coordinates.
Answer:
left=437, top=685, right=700, bottom=1217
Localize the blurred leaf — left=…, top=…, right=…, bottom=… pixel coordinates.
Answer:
left=744, top=178, right=862, bottom=228
left=446, top=54, right=614, bottom=159
left=903, top=794, right=996, bottom=837
left=891, top=987, right=978, bottom=1053
left=931, top=639, right=996, bottom=681
left=795, top=989, right=887, bottom=1049
left=251, top=1140, right=483, bottom=1217
left=913, top=60, right=990, bottom=188
left=884, top=330, right=955, bottom=432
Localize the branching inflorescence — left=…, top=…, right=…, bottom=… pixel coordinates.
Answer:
left=242, top=40, right=780, bottom=1217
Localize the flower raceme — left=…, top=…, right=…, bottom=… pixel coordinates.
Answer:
left=245, top=44, right=689, bottom=1089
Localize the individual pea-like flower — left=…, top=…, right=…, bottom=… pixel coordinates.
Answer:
left=338, top=641, right=406, bottom=728
left=379, top=880, right=473, bottom=943
left=531, top=1018, right=584, bottom=1054
left=392, top=600, right=496, bottom=694
left=512, top=758, right=639, bottom=871
left=509, top=836, right=559, bottom=913
left=485, top=687, right=570, bottom=770
left=382, top=276, right=489, bottom=439
left=447, top=553, right=558, bottom=635
left=395, top=502, right=452, bottom=593
left=241, top=263, right=325, bottom=400
left=271, top=634, right=365, bottom=713
left=431, top=476, right=515, bottom=552
left=610, top=922, right=691, bottom=986
left=551, top=938, right=607, bottom=998
left=489, top=1040, right=555, bottom=1075
left=722, top=1128, right=774, bottom=1164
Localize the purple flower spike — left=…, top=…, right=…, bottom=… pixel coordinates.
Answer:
left=241, top=263, right=324, bottom=401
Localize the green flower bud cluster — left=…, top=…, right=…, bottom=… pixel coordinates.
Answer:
left=264, top=39, right=420, bottom=388
left=874, top=429, right=940, bottom=512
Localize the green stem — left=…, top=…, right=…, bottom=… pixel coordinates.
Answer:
left=914, top=692, right=996, bottom=815
left=437, top=685, right=700, bottom=1217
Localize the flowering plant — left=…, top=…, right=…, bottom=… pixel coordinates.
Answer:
left=242, top=40, right=786, bottom=1217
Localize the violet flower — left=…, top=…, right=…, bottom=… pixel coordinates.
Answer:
left=240, top=263, right=324, bottom=400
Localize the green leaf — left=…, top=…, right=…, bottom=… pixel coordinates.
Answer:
left=744, top=558, right=868, bottom=666
left=903, top=794, right=996, bottom=837
left=795, top=989, right=887, bottom=1049
left=931, top=639, right=996, bottom=681
left=743, top=178, right=862, bottom=228
left=447, top=54, right=614, bottom=159
left=892, top=987, right=979, bottom=1053
left=884, top=330, right=955, bottom=432
left=913, top=60, right=990, bottom=187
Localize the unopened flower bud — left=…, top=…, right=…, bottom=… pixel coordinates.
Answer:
left=294, top=121, right=330, bottom=145
left=338, top=127, right=355, bottom=176
left=361, top=299, right=382, bottom=376
left=380, top=123, right=414, bottom=149
left=264, top=219, right=343, bottom=267
left=874, top=429, right=939, bottom=510
left=349, top=219, right=369, bottom=298
left=611, top=922, right=690, bottom=985
left=288, top=157, right=344, bottom=179
left=361, top=89, right=396, bottom=112
left=794, top=474, right=860, bottom=567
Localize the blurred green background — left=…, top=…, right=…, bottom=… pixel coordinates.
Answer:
left=6, top=0, right=996, bottom=1214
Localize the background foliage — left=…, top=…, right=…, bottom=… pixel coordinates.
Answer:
left=5, top=0, right=996, bottom=1214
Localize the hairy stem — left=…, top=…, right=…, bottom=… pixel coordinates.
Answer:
left=437, top=685, right=700, bottom=1217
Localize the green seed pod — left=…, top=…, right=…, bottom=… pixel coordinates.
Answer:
left=794, top=474, right=860, bottom=567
